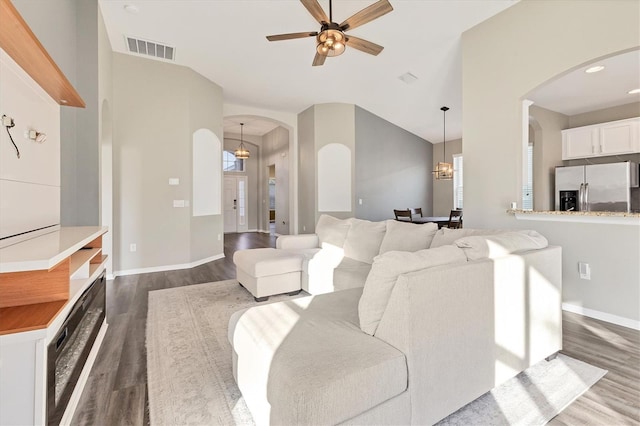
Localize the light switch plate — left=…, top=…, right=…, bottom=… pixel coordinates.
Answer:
left=578, top=262, right=591, bottom=280
left=173, top=200, right=185, bottom=208
left=169, top=178, right=180, bottom=186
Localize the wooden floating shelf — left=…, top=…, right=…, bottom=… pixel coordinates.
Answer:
left=69, top=248, right=101, bottom=277
left=0, top=0, right=84, bottom=107
left=0, top=300, right=67, bottom=335
left=0, top=227, right=107, bottom=336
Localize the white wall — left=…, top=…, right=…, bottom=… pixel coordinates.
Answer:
left=223, top=134, right=260, bottom=231
left=223, top=104, right=298, bottom=234
left=529, top=106, right=567, bottom=211
left=432, top=138, right=462, bottom=217
left=112, top=53, right=223, bottom=275
left=0, top=50, right=60, bottom=241
left=462, top=0, right=640, bottom=325
left=262, top=127, right=290, bottom=235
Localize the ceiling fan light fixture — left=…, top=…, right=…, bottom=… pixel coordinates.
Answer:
left=316, top=28, right=346, bottom=57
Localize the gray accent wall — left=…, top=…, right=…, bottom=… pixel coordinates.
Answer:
left=113, top=53, right=223, bottom=273
left=462, top=0, right=640, bottom=324
left=297, top=106, right=316, bottom=233
left=297, top=104, right=432, bottom=230
left=14, top=0, right=101, bottom=226
left=354, top=106, right=432, bottom=221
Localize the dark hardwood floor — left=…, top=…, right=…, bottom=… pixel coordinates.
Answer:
left=72, top=232, right=639, bottom=425
left=72, top=232, right=276, bottom=425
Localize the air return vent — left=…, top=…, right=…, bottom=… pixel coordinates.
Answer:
left=125, top=36, right=175, bottom=61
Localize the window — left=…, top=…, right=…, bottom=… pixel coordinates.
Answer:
left=522, top=144, right=533, bottom=210
left=223, top=150, right=245, bottom=172
left=453, top=155, right=463, bottom=209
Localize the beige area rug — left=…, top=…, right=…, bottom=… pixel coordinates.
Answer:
left=146, top=280, right=607, bottom=426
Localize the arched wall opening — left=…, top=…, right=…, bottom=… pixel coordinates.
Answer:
left=223, top=106, right=297, bottom=234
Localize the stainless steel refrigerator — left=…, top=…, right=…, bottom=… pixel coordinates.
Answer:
left=555, top=162, right=639, bottom=212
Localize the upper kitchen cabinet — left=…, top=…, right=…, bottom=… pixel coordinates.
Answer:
left=562, top=117, right=640, bottom=160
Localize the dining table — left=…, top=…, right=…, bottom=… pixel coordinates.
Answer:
left=397, top=216, right=450, bottom=228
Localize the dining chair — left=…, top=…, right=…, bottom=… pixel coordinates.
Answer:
left=394, top=209, right=413, bottom=222
left=447, top=209, right=463, bottom=229
left=409, top=207, right=423, bottom=217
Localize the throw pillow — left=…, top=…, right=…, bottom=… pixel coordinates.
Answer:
left=315, top=214, right=352, bottom=249
left=455, top=230, right=549, bottom=260
left=343, top=218, right=387, bottom=264
left=379, top=220, right=438, bottom=254
left=358, top=245, right=468, bottom=335
left=429, top=228, right=508, bottom=248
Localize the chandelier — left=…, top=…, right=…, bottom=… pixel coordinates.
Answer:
left=234, top=122, right=250, bottom=160
left=433, top=106, right=453, bottom=180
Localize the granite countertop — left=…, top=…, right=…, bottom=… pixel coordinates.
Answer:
left=508, top=209, right=640, bottom=218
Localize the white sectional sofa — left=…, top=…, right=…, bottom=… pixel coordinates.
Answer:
left=276, top=214, right=441, bottom=294
left=229, top=216, right=563, bottom=425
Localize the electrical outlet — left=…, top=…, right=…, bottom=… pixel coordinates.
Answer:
left=359, top=198, right=363, bottom=205
left=130, top=243, right=137, bottom=252
left=303, top=225, right=306, bottom=232
left=578, top=262, right=591, bottom=280
left=217, top=234, right=221, bottom=241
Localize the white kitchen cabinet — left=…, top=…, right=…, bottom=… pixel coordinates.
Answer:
left=562, top=117, right=640, bottom=160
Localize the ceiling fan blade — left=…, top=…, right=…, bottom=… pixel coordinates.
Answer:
left=312, top=52, right=327, bottom=66
left=340, top=0, right=393, bottom=31
left=266, top=31, right=318, bottom=42
left=345, top=35, right=384, bottom=56
left=300, top=0, right=329, bottom=25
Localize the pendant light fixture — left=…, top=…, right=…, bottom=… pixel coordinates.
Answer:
left=432, top=106, right=453, bottom=180
left=234, top=122, right=250, bottom=160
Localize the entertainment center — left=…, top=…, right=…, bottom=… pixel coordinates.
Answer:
left=0, top=1, right=107, bottom=424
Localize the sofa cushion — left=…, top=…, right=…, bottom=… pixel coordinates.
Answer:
left=358, top=245, right=468, bottom=335
left=316, top=214, right=352, bottom=249
left=379, top=220, right=438, bottom=254
left=455, top=230, right=549, bottom=260
left=333, top=257, right=372, bottom=291
left=230, top=288, right=408, bottom=425
left=429, top=228, right=509, bottom=248
left=343, top=218, right=387, bottom=264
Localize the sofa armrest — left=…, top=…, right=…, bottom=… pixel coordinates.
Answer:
left=374, top=245, right=562, bottom=424
left=276, top=234, right=320, bottom=250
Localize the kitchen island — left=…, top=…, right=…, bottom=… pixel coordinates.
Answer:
left=508, top=209, right=640, bottom=226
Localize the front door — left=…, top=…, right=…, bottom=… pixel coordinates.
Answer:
left=223, top=176, right=248, bottom=233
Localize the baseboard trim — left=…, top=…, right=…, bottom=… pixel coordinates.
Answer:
left=562, top=303, right=640, bottom=330
left=114, top=253, right=225, bottom=277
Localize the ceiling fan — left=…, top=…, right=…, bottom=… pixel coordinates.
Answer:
left=266, top=0, right=393, bottom=66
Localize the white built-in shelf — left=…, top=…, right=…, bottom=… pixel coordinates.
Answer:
left=0, top=226, right=107, bottom=273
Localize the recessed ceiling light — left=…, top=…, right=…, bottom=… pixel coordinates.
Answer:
left=124, top=4, right=139, bottom=14
left=585, top=65, right=605, bottom=73
left=628, top=88, right=640, bottom=94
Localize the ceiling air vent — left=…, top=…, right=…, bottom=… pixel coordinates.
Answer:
left=125, top=36, right=175, bottom=61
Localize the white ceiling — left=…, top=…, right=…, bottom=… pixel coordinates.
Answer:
left=99, top=1, right=639, bottom=143
left=223, top=116, right=280, bottom=137
left=99, top=0, right=519, bottom=142
left=529, top=49, right=640, bottom=116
